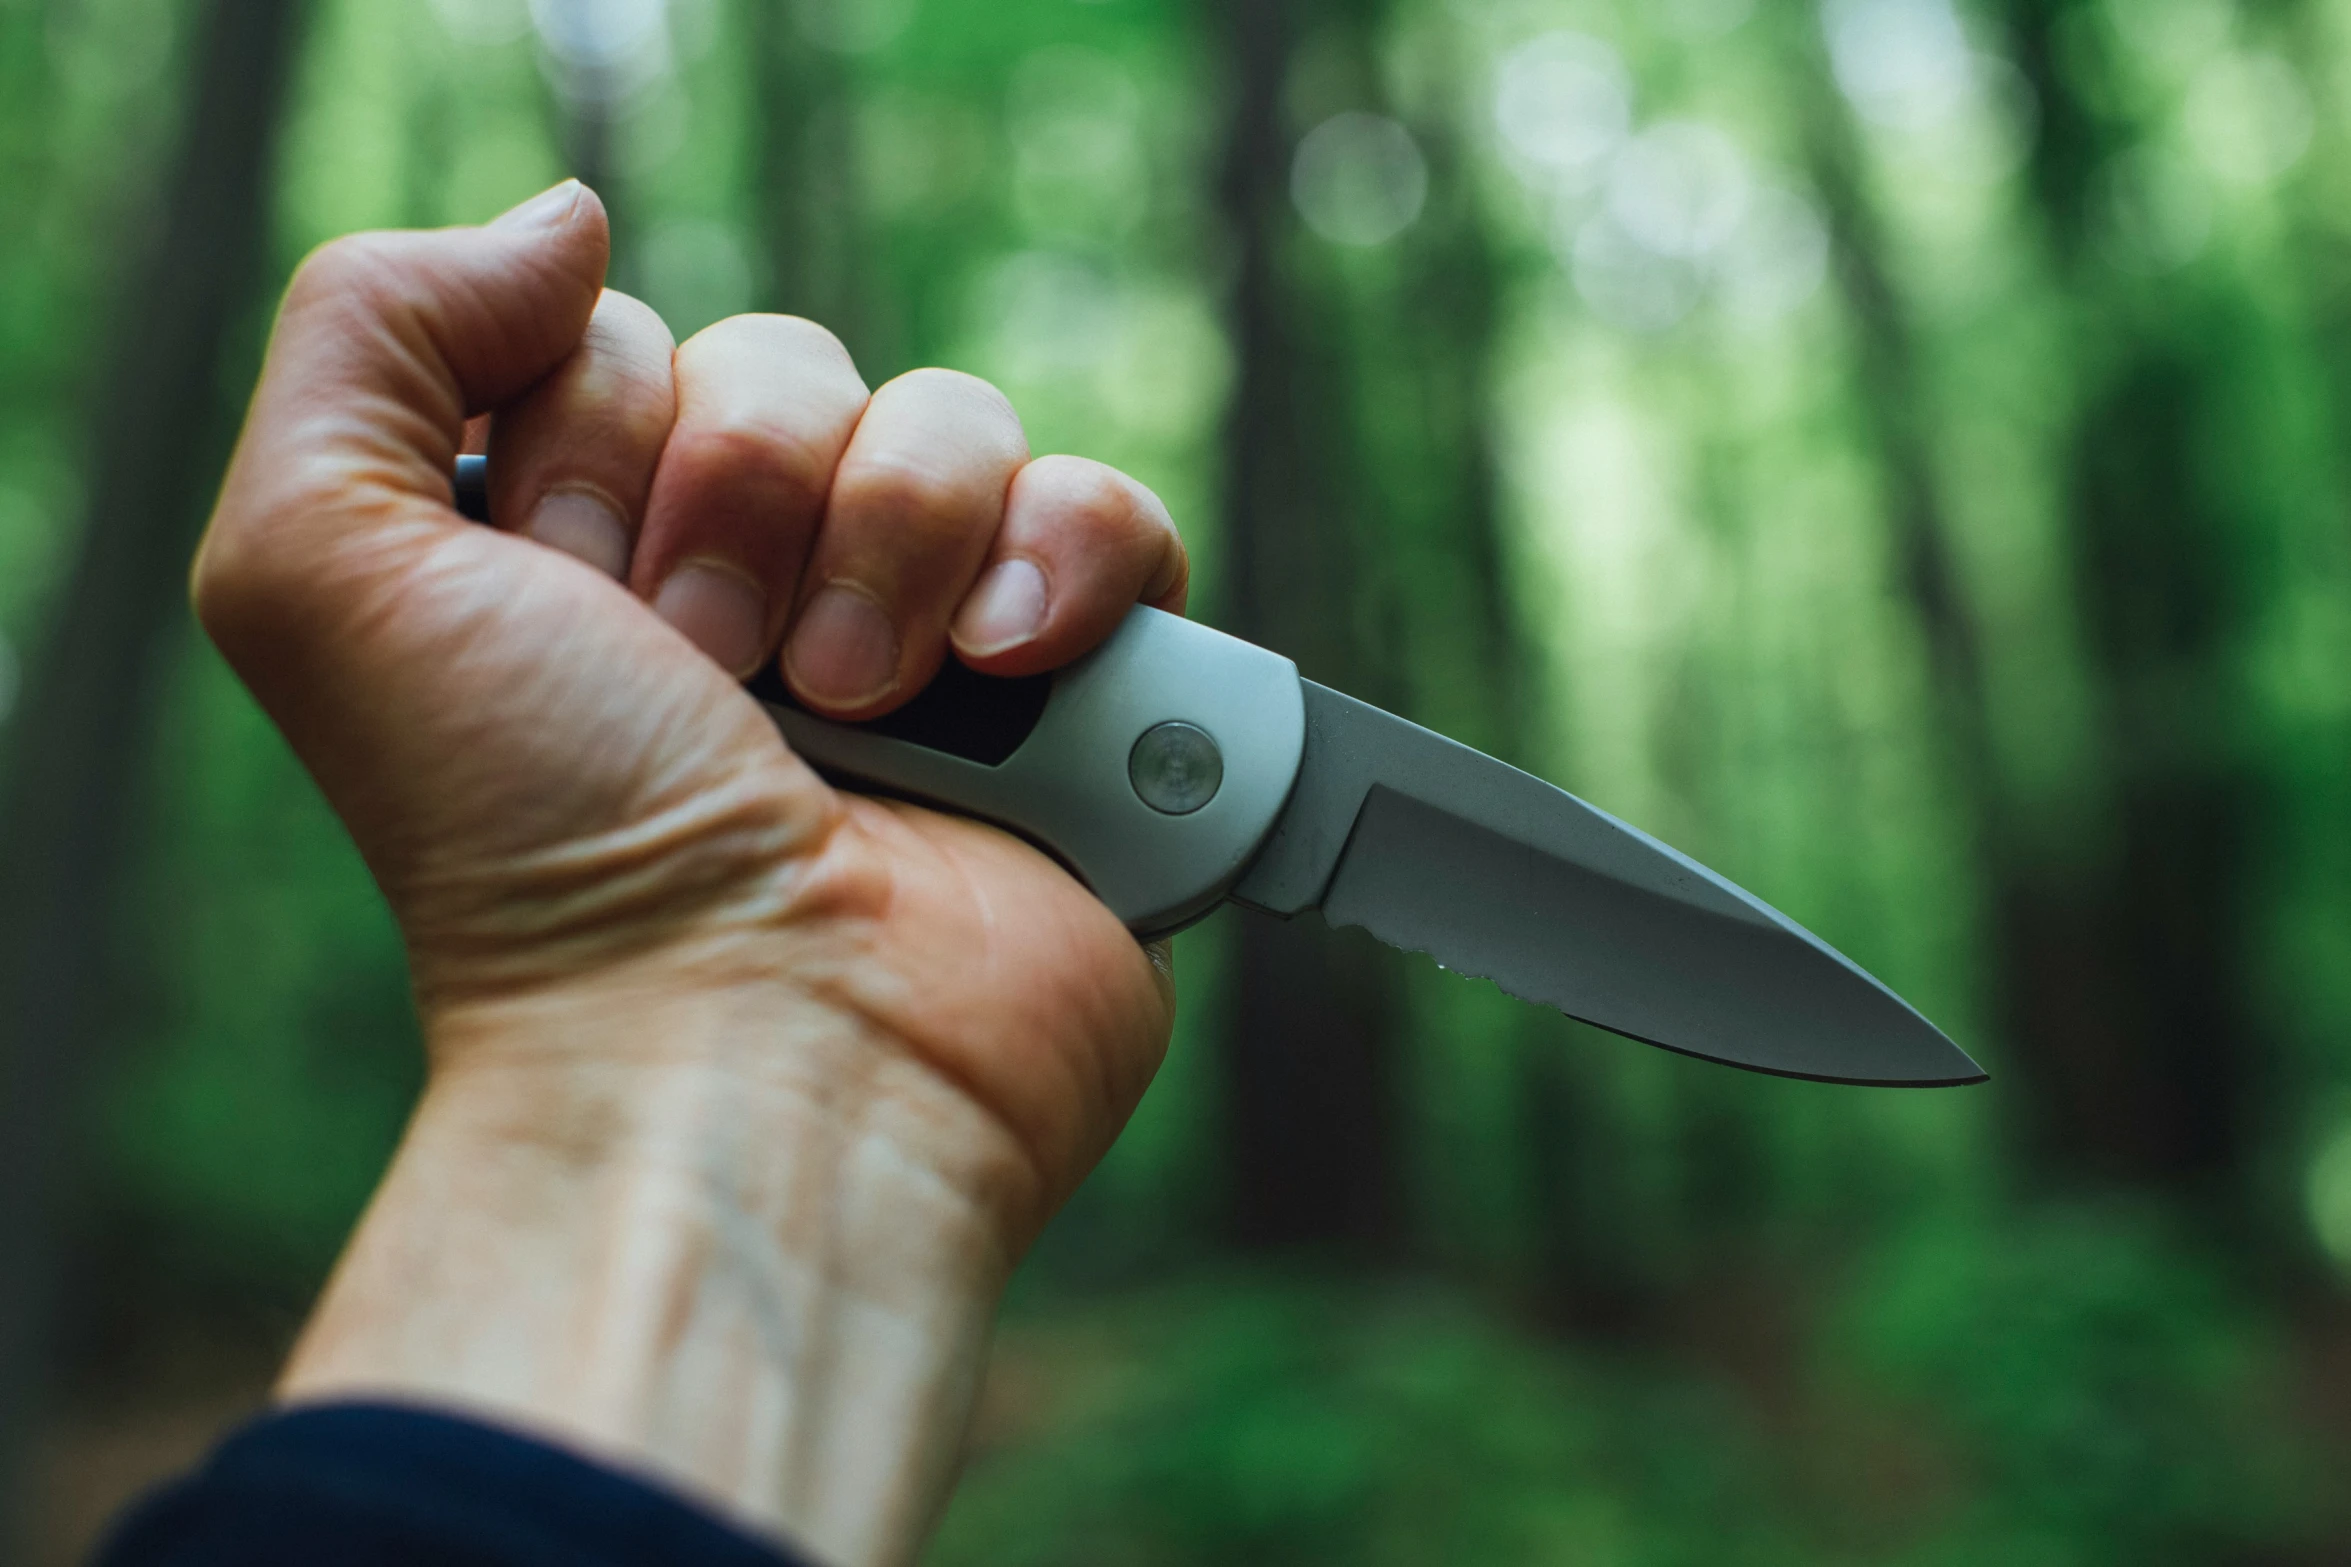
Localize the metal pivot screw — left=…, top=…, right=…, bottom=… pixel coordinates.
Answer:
left=1129, top=721, right=1223, bottom=814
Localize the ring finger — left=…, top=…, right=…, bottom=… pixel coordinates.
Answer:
left=782, top=368, right=1028, bottom=717
left=631, top=315, right=872, bottom=677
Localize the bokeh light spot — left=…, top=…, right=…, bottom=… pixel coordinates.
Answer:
left=2183, top=52, right=2311, bottom=187
left=1292, top=113, right=1428, bottom=247
left=1606, top=120, right=1750, bottom=260
left=1492, top=32, right=1630, bottom=194
left=1823, top=0, right=1976, bottom=131
left=2306, top=1121, right=2351, bottom=1268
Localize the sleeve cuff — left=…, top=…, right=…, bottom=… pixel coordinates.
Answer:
left=95, top=1400, right=812, bottom=1567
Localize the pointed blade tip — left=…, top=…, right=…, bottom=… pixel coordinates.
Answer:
left=1624, top=1019, right=1990, bottom=1089
left=1619, top=1019, right=1988, bottom=1089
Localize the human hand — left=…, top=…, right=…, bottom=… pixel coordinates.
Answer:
left=195, top=183, right=1188, bottom=1563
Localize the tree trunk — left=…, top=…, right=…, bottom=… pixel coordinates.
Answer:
left=745, top=2, right=865, bottom=356
left=539, top=1, right=633, bottom=281
left=1807, top=6, right=2262, bottom=1199
left=1209, top=0, right=1407, bottom=1254
left=0, top=0, right=308, bottom=1544
left=1990, top=3, right=2261, bottom=1195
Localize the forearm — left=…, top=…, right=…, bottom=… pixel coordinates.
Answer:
left=277, top=977, right=1024, bottom=1567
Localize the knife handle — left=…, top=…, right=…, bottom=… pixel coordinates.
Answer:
left=452, top=455, right=1306, bottom=936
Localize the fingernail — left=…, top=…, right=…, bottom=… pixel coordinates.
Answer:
left=491, top=179, right=583, bottom=230
left=786, top=584, right=900, bottom=709
left=526, top=491, right=630, bottom=579
left=654, top=561, right=768, bottom=677
left=951, top=559, right=1048, bottom=656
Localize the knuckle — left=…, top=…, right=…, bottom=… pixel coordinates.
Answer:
left=886, top=368, right=1025, bottom=450
left=1036, top=455, right=1142, bottom=529
left=1019, top=457, right=1177, bottom=562
left=682, top=313, right=862, bottom=389
left=549, top=355, right=673, bottom=444
left=764, top=313, right=857, bottom=372
left=1150, top=533, right=1192, bottom=602
left=593, top=287, right=672, bottom=339
left=186, top=533, right=237, bottom=633
left=664, top=417, right=834, bottom=515
left=835, top=453, right=985, bottom=539
left=188, top=521, right=279, bottom=659
left=574, top=384, right=673, bottom=455
left=582, top=292, right=679, bottom=378
left=286, top=231, right=412, bottom=316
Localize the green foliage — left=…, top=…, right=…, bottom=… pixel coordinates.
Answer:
left=1831, top=1207, right=2332, bottom=1564
left=102, top=639, right=419, bottom=1286
left=936, top=1276, right=1800, bottom=1567
left=942, top=1235, right=2340, bottom=1566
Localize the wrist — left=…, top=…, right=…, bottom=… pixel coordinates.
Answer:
left=279, top=973, right=1027, bottom=1567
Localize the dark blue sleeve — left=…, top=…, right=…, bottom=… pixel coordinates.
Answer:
left=94, top=1402, right=815, bottom=1567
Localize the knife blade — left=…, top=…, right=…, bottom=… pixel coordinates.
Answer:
left=453, top=454, right=1985, bottom=1088
left=1232, top=684, right=1982, bottom=1087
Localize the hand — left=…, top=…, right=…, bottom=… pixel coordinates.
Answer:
left=193, top=182, right=1189, bottom=1565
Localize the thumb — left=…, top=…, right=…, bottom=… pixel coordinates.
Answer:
left=196, top=182, right=610, bottom=668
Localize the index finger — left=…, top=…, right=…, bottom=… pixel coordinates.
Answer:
left=486, top=289, right=678, bottom=579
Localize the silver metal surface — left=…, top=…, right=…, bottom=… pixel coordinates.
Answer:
left=1129, top=722, right=1223, bottom=815
left=768, top=607, right=1305, bottom=937
left=1233, top=684, right=1985, bottom=1087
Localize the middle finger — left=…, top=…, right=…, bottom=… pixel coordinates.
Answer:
left=782, top=368, right=1028, bottom=718
left=632, top=315, right=871, bottom=677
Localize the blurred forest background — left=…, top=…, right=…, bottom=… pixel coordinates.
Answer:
left=6, top=0, right=2351, bottom=1560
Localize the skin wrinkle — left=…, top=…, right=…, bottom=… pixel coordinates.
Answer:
left=289, top=1040, right=1009, bottom=1543
left=834, top=455, right=1003, bottom=549
left=607, top=1118, right=722, bottom=1436
left=639, top=430, right=844, bottom=622
left=327, top=525, right=1108, bottom=1207
left=438, top=246, right=591, bottom=391
left=528, top=477, right=635, bottom=529
left=905, top=812, right=1103, bottom=1195
left=420, top=959, right=1044, bottom=1249
left=280, top=238, right=595, bottom=439
left=796, top=951, right=1052, bottom=1244
left=406, top=826, right=865, bottom=1010
left=408, top=775, right=817, bottom=950
left=259, top=523, right=809, bottom=905
left=585, top=296, right=678, bottom=380
left=423, top=1005, right=1012, bottom=1543
left=789, top=937, right=1076, bottom=1242
left=489, top=296, right=682, bottom=494
left=669, top=420, right=842, bottom=512
left=286, top=273, right=461, bottom=423
left=779, top=1029, right=863, bottom=1530
left=880, top=807, right=1166, bottom=1177
left=711, top=1185, right=806, bottom=1492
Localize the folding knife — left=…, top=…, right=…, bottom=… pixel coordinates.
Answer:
left=456, top=457, right=1985, bottom=1089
